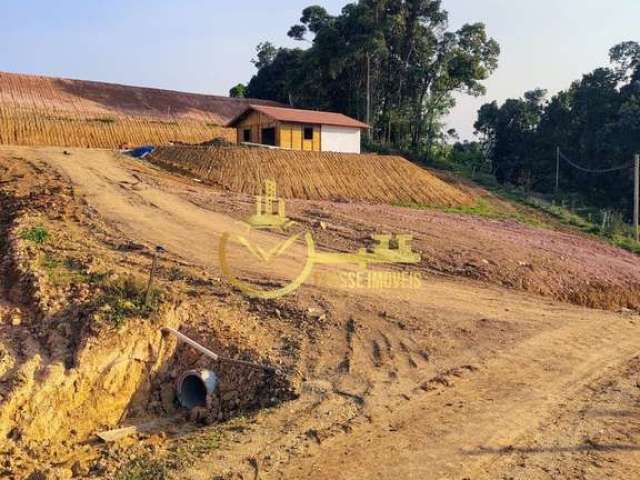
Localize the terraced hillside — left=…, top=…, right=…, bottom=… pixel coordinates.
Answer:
left=0, top=71, right=280, bottom=148
left=148, top=145, right=476, bottom=207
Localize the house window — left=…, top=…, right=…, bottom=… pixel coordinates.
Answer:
left=261, top=127, right=276, bottom=146
left=243, top=129, right=251, bottom=142
left=303, top=126, right=314, bottom=140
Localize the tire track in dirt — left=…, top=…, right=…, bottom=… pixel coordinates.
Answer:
left=277, top=313, right=640, bottom=479
left=483, top=354, right=640, bottom=479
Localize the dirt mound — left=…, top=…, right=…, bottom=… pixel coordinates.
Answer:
left=0, top=71, right=280, bottom=148
left=148, top=145, right=476, bottom=207
left=0, top=152, right=295, bottom=478
left=285, top=201, right=640, bottom=311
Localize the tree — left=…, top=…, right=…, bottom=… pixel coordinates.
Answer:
left=229, top=83, right=247, bottom=98
left=244, top=0, right=500, bottom=157
left=610, top=41, right=640, bottom=83
left=251, top=42, right=278, bottom=69
left=474, top=89, right=546, bottom=185
left=475, top=41, right=640, bottom=217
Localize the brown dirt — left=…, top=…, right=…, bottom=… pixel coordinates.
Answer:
left=0, top=71, right=281, bottom=148
left=147, top=145, right=476, bottom=207
left=1, top=146, right=640, bottom=480
left=0, top=149, right=295, bottom=478
left=135, top=146, right=640, bottom=311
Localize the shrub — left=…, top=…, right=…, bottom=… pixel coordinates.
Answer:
left=94, top=275, right=160, bottom=327
left=20, top=226, right=49, bottom=244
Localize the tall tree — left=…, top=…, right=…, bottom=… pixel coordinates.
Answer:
left=476, top=41, right=640, bottom=217
left=245, top=0, right=499, bottom=157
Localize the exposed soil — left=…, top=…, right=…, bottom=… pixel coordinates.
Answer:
left=0, top=71, right=278, bottom=124
left=140, top=146, right=640, bottom=311
left=0, top=146, right=639, bottom=480
left=0, top=71, right=287, bottom=148
left=146, top=145, right=475, bottom=207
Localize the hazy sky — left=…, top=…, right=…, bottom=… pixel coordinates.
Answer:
left=2, top=0, right=639, bottom=139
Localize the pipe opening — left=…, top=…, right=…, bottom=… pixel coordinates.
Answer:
left=177, top=369, right=218, bottom=409
left=179, top=375, right=207, bottom=409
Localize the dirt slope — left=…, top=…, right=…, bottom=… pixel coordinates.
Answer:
left=0, top=71, right=280, bottom=148
left=1, top=146, right=640, bottom=479
left=46, top=144, right=639, bottom=311
left=148, top=145, right=476, bottom=207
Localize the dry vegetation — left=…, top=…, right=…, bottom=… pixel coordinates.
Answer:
left=148, top=145, right=476, bottom=207
left=0, top=107, right=236, bottom=148
left=0, top=71, right=282, bottom=148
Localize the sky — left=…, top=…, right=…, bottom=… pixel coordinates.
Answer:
left=1, top=0, right=639, bottom=139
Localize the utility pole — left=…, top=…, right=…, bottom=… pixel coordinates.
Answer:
left=555, top=146, right=560, bottom=195
left=634, top=154, right=639, bottom=242
left=366, top=52, right=371, bottom=140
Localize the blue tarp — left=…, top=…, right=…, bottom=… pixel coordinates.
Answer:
left=126, top=145, right=155, bottom=158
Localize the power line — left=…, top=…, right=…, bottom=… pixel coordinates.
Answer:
left=559, top=150, right=633, bottom=173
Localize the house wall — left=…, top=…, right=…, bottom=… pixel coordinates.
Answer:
left=235, top=111, right=278, bottom=145
left=320, top=125, right=361, bottom=154
left=278, top=123, right=321, bottom=152
left=235, top=110, right=362, bottom=154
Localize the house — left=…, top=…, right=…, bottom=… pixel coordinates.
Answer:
left=227, top=104, right=369, bottom=154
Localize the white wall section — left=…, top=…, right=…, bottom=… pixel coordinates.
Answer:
left=321, top=125, right=361, bottom=154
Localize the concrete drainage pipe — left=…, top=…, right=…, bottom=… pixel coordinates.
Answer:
left=176, top=369, right=218, bottom=409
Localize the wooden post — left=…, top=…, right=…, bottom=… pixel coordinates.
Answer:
left=555, top=146, right=560, bottom=195
left=634, top=154, right=639, bottom=242
left=146, top=246, right=165, bottom=307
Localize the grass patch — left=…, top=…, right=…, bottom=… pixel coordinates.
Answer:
left=397, top=168, right=640, bottom=255
left=394, top=198, right=541, bottom=226
left=94, top=275, right=160, bottom=327
left=20, top=225, right=49, bottom=244
left=39, top=254, right=109, bottom=287
left=115, top=429, right=223, bottom=478
left=116, top=456, right=167, bottom=480
left=445, top=198, right=538, bottom=225
left=165, top=429, right=223, bottom=470
left=445, top=165, right=640, bottom=255
left=611, top=235, right=640, bottom=255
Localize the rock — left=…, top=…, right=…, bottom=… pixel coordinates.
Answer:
left=70, top=461, right=84, bottom=477
left=10, top=309, right=22, bottom=326
left=160, top=383, right=176, bottom=414
left=221, top=390, right=237, bottom=402
left=51, top=467, right=73, bottom=480
left=307, top=308, right=326, bottom=321
left=189, top=406, right=209, bottom=424
left=147, top=400, right=162, bottom=414
left=208, top=395, right=220, bottom=413
left=26, top=471, right=47, bottom=480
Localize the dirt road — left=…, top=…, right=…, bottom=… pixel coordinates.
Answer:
left=3, top=146, right=640, bottom=479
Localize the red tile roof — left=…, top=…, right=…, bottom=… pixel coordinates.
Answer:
left=228, top=104, right=369, bottom=129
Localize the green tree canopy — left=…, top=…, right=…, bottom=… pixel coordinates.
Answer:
left=476, top=41, right=640, bottom=216
left=229, top=83, right=247, bottom=98
left=245, top=0, right=499, bottom=157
